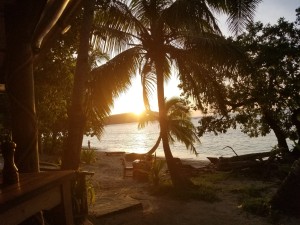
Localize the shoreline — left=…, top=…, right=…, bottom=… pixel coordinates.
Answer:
left=83, top=148, right=211, bottom=168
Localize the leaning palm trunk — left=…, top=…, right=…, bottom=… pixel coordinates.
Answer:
left=270, top=159, right=300, bottom=216
left=62, top=0, right=94, bottom=170
left=146, top=135, right=161, bottom=155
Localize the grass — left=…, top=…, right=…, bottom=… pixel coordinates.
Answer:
left=187, top=183, right=220, bottom=202
left=240, top=197, right=270, bottom=216
left=149, top=180, right=220, bottom=202
left=192, top=171, right=231, bottom=184
left=230, top=183, right=272, bottom=196
left=149, top=172, right=230, bottom=202
left=231, top=184, right=275, bottom=217
left=149, top=169, right=279, bottom=217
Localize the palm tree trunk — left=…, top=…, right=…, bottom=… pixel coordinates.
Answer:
left=62, top=0, right=94, bottom=170
left=154, top=58, right=192, bottom=189
left=155, top=57, right=173, bottom=161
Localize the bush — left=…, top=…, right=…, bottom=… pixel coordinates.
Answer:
left=81, top=148, right=96, bottom=164
left=149, top=155, right=166, bottom=186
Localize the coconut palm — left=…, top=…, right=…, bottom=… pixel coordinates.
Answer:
left=90, top=0, right=261, bottom=188
left=139, top=97, right=200, bottom=156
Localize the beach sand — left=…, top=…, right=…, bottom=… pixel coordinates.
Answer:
left=79, top=151, right=299, bottom=225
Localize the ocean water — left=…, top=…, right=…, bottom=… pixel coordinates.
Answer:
left=82, top=118, right=279, bottom=161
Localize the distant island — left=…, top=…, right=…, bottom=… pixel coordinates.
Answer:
left=104, top=112, right=140, bottom=125
left=104, top=111, right=201, bottom=125
left=104, top=112, right=158, bottom=125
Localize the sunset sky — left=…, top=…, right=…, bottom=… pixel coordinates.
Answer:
left=111, top=0, right=300, bottom=115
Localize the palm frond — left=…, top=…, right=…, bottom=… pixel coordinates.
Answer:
left=163, top=55, right=173, bottom=82
left=138, top=96, right=200, bottom=156
left=166, top=39, right=246, bottom=113
left=208, top=0, right=262, bottom=35
left=93, top=0, right=147, bottom=54
left=92, top=27, right=137, bottom=53
left=176, top=57, right=231, bottom=114
left=89, top=47, right=142, bottom=118
left=165, top=97, right=188, bottom=114
left=131, top=0, right=173, bottom=27
left=168, top=117, right=200, bottom=155
left=138, top=110, right=159, bottom=129
left=141, top=57, right=156, bottom=110
left=163, top=0, right=221, bottom=35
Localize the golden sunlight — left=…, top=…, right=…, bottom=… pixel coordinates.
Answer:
left=111, top=88, right=147, bottom=115
left=111, top=77, right=151, bottom=115
left=111, top=76, right=182, bottom=115
left=131, top=104, right=145, bottom=116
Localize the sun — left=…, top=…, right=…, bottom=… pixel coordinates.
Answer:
left=112, top=95, right=147, bottom=115
left=111, top=77, right=160, bottom=115
left=132, top=105, right=145, bottom=116
left=111, top=78, right=150, bottom=115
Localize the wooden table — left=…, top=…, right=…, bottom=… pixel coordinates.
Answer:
left=0, top=170, right=75, bottom=225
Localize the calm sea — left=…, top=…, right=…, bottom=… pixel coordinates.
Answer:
left=82, top=118, right=280, bottom=161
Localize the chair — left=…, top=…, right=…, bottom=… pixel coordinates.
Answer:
left=121, top=157, right=133, bottom=178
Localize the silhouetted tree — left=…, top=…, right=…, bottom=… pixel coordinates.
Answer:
left=190, top=11, right=300, bottom=155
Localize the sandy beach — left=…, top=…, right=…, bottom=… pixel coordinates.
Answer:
left=78, top=151, right=299, bottom=225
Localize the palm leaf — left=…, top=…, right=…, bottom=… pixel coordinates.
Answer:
left=165, top=97, right=200, bottom=155
left=139, top=97, right=200, bottom=156
left=168, top=117, right=200, bottom=155
left=140, top=57, right=156, bottom=110
left=138, top=110, right=158, bottom=129
left=163, top=0, right=221, bottom=35
left=89, top=47, right=142, bottom=119
left=93, top=0, right=148, bottom=54
left=208, top=0, right=262, bottom=35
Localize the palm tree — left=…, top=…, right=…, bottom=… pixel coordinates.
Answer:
left=90, top=0, right=261, bottom=188
left=62, top=0, right=95, bottom=170
left=139, top=97, right=200, bottom=156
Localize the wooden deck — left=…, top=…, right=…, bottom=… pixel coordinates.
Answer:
left=90, top=196, right=142, bottom=218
